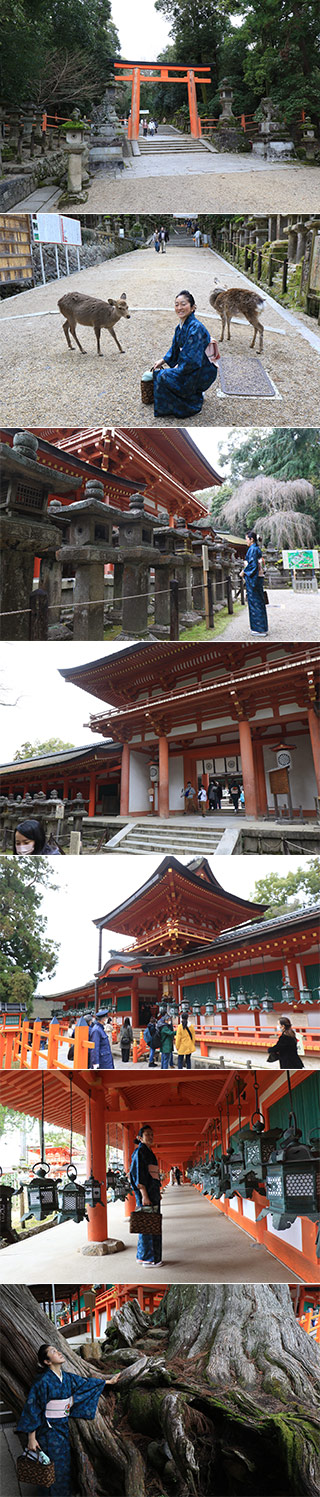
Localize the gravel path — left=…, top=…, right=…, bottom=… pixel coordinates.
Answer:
left=222, top=588, right=319, bottom=641
left=1, top=243, right=319, bottom=427
left=12, top=163, right=320, bottom=217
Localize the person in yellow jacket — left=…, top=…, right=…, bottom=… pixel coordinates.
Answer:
left=175, top=1013, right=196, bottom=1069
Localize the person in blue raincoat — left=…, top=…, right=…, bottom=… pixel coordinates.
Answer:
left=17, top=1342, right=118, bottom=1495
left=130, top=1123, right=162, bottom=1266
left=152, top=290, right=219, bottom=417
left=88, top=1009, right=114, bottom=1069
left=242, top=530, right=268, bottom=635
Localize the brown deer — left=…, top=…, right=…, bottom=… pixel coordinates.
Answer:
left=209, top=282, right=265, bottom=351
left=57, top=290, right=130, bottom=355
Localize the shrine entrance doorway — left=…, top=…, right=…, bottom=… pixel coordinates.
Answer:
left=114, top=62, right=211, bottom=141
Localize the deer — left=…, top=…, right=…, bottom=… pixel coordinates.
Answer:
left=209, top=280, right=265, bottom=352
left=57, top=290, right=130, bottom=355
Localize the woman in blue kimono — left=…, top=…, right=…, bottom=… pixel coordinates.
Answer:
left=17, top=1342, right=117, bottom=1495
left=153, top=291, right=219, bottom=418
left=130, top=1123, right=162, bottom=1267
left=242, top=530, right=268, bottom=635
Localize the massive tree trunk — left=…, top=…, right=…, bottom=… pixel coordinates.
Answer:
left=0, top=1283, right=319, bottom=1496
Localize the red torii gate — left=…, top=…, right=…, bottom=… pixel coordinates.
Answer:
left=114, top=61, right=211, bottom=141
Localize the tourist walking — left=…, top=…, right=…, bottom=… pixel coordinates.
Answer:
left=175, top=1014, right=196, bottom=1069
left=88, top=1010, right=114, bottom=1069
left=153, top=291, right=219, bottom=418
left=181, top=780, right=196, bottom=812
left=229, top=781, right=241, bottom=814
left=159, top=227, right=166, bottom=253
left=242, top=530, right=268, bottom=636
left=157, top=1011, right=175, bottom=1069
left=197, top=784, right=207, bottom=816
left=130, top=1124, right=162, bottom=1266
left=119, top=1016, right=133, bottom=1064
left=267, top=1017, right=304, bottom=1069
left=144, top=1018, right=159, bottom=1067
left=175, top=1167, right=181, bottom=1185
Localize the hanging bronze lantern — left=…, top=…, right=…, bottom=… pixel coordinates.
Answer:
left=298, top=987, right=313, bottom=1005
left=248, top=993, right=262, bottom=1011
left=215, top=995, right=226, bottom=1013
left=258, top=1072, right=320, bottom=1235
left=281, top=977, right=295, bottom=1004
left=260, top=989, right=274, bottom=1012
left=241, top=1073, right=283, bottom=1180
left=235, top=981, right=248, bottom=1006
left=228, top=992, right=239, bottom=1012
left=26, top=1076, right=59, bottom=1222
left=205, top=1001, right=215, bottom=1016
left=57, top=1077, right=87, bottom=1223
left=58, top=1164, right=87, bottom=1223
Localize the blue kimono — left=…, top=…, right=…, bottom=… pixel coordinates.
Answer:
left=17, top=1366, right=106, bottom=1495
left=244, top=543, right=268, bottom=634
left=153, top=312, right=218, bottom=417
left=130, top=1140, right=162, bottom=1264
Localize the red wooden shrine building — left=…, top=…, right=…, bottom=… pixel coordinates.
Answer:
left=0, top=1069, right=319, bottom=1281
left=41, top=856, right=320, bottom=1056
left=2, top=641, right=319, bottom=825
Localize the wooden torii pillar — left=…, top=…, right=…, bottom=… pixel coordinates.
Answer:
left=116, top=62, right=210, bottom=142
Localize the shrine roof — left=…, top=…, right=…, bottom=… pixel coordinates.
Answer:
left=60, top=642, right=320, bottom=714
left=0, top=741, right=115, bottom=774
left=117, top=899, right=320, bottom=972
left=39, top=428, right=220, bottom=520
left=0, top=430, right=139, bottom=497
left=93, top=855, right=265, bottom=943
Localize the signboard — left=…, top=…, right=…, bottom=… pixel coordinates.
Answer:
left=55, top=800, right=65, bottom=819
left=32, top=214, right=82, bottom=246
left=149, top=763, right=159, bottom=782
left=204, top=758, right=214, bottom=774
left=0, top=213, right=33, bottom=284
left=309, top=230, right=320, bottom=294
left=226, top=756, right=238, bottom=773
left=269, top=767, right=289, bottom=796
left=202, top=544, right=209, bottom=571
left=277, top=750, right=292, bottom=770
left=214, top=757, right=226, bottom=774
left=282, top=549, right=319, bottom=570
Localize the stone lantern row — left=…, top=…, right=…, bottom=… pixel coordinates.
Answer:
left=0, top=432, right=244, bottom=642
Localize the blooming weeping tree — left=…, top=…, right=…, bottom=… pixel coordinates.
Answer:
left=220, top=475, right=316, bottom=549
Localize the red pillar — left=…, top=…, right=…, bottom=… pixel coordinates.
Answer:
left=62, top=777, right=69, bottom=801
left=131, top=977, right=139, bottom=1029
left=131, top=66, right=141, bottom=140
left=239, top=718, right=258, bottom=818
left=158, top=735, right=169, bottom=818
left=120, top=742, right=130, bottom=816
left=308, top=707, right=320, bottom=799
left=122, top=1124, right=136, bottom=1218
left=255, top=740, right=268, bottom=815
left=88, top=771, right=96, bottom=818
left=85, top=1091, right=108, bottom=1242
left=187, top=68, right=200, bottom=138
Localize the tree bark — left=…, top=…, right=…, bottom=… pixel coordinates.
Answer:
left=0, top=1283, right=319, bottom=1495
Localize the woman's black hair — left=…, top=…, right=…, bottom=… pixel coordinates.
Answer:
left=139, top=1122, right=152, bottom=1135
left=246, top=529, right=258, bottom=544
left=37, top=1344, right=51, bottom=1366
left=182, top=1014, right=189, bottom=1028
left=279, top=1016, right=294, bottom=1032
left=176, top=290, right=195, bottom=309
left=13, top=819, right=46, bottom=855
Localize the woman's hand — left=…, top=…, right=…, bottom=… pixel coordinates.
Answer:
left=153, top=359, right=165, bottom=370
left=140, top=1191, right=151, bottom=1206
left=211, top=340, right=220, bottom=360
left=27, top=1434, right=40, bottom=1452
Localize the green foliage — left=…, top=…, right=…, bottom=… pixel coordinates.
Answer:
left=251, top=859, right=320, bottom=918
left=0, top=861, right=59, bottom=1015
left=13, top=738, right=74, bottom=761
left=214, top=430, right=320, bottom=543
left=0, top=0, right=119, bottom=110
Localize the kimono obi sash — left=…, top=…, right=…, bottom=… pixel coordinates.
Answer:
left=45, top=1396, right=73, bottom=1420
left=148, top=1163, right=160, bottom=1180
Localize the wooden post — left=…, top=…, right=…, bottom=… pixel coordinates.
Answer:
left=202, top=544, right=210, bottom=628
left=207, top=574, right=214, bottom=627
left=239, top=719, right=258, bottom=818
left=131, top=66, right=141, bottom=140
left=85, top=1092, right=108, bottom=1243
left=226, top=576, right=233, bottom=614
left=120, top=741, right=130, bottom=816
left=158, top=735, right=169, bottom=818
left=187, top=69, right=201, bottom=138
left=308, top=706, right=320, bottom=798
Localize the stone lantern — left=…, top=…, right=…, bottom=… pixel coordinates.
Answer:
left=61, top=111, right=88, bottom=196
left=117, top=493, right=157, bottom=634
left=0, top=430, right=76, bottom=639
left=219, top=79, right=234, bottom=120
left=57, top=478, right=123, bottom=639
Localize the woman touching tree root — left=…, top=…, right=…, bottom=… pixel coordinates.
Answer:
left=1, top=1284, right=319, bottom=1496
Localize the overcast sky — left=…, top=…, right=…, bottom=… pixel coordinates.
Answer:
left=112, top=0, right=170, bottom=60
left=0, top=642, right=128, bottom=763
left=37, top=854, right=305, bottom=996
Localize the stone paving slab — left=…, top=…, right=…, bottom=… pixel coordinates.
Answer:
left=0, top=244, right=319, bottom=427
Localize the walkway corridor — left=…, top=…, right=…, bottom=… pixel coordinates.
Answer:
left=0, top=1185, right=298, bottom=1286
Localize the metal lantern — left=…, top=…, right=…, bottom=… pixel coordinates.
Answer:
left=215, top=996, right=226, bottom=1013
left=205, top=1001, right=215, bottom=1016
left=260, top=989, right=274, bottom=1012
left=281, top=978, right=295, bottom=1004
left=106, top=1167, right=130, bottom=1202
left=299, top=988, right=313, bottom=1005
left=235, top=983, right=247, bottom=1006
left=241, top=1075, right=283, bottom=1180
left=248, top=994, right=262, bottom=1011
left=26, top=1076, right=59, bottom=1221
left=192, top=1001, right=202, bottom=1016
left=27, top=1163, right=60, bottom=1221
left=259, top=1073, right=320, bottom=1231
left=228, top=993, right=239, bottom=1012
left=0, top=1167, right=22, bottom=1241
left=58, top=1164, right=87, bottom=1223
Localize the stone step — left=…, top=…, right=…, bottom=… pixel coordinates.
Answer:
left=138, top=138, right=207, bottom=153
left=113, top=823, right=222, bottom=854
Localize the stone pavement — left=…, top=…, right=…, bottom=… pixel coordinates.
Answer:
left=221, top=587, right=319, bottom=641
left=10, top=163, right=320, bottom=217
left=0, top=1185, right=294, bottom=1285
left=1, top=243, right=319, bottom=428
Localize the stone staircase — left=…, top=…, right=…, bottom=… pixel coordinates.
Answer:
left=138, top=126, right=209, bottom=155
left=107, top=819, right=224, bottom=855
